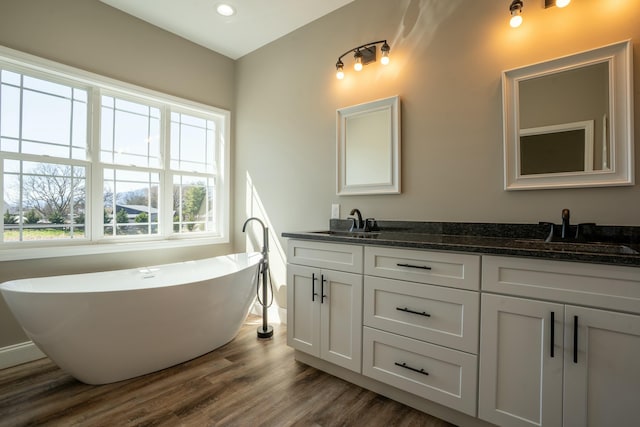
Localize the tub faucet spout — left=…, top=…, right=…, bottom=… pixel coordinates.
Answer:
left=242, top=217, right=268, bottom=256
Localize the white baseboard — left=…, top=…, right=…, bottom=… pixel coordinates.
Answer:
left=0, top=341, right=46, bottom=370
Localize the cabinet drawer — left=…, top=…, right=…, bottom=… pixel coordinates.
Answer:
left=364, top=246, right=480, bottom=290
left=364, top=276, right=479, bottom=353
left=288, top=239, right=363, bottom=274
left=483, top=256, right=640, bottom=314
left=363, top=327, right=477, bottom=417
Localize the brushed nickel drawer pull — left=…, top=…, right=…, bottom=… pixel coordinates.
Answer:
left=395, top=362, right=429, bottom=376
left=397, top=263, right=431, bottom=270
left=396, top=306, right=431, bottom=318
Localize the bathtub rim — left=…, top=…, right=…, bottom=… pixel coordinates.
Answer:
left=0, top=251, right=263, bottom=294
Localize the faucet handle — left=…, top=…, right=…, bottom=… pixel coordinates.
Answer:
left=364, top=218, right=377, bottom=232
left=539, top=221, right=555, bottom=242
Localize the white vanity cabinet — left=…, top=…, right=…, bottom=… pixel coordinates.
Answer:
left=362, top=246, right=481, bottom=416
left=479, top=256, right=640, bottom=427
left=286, top=240, right=363, bottom=372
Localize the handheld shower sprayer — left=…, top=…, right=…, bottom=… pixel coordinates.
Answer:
left=242, top=217, right=274, bottom=339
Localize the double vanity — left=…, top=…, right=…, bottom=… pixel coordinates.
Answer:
left=283, top=219, right=640, bottom=427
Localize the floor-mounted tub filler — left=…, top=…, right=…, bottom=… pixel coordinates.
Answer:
left=0, top=252, right=262, bottom=384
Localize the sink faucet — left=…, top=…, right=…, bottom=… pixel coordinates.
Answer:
left=349, top=208, right=364, bottom=232
left=561, top=208, right=571, bottom=240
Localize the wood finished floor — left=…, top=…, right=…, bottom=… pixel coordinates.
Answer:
left=0, top=316, right=455, bottom=427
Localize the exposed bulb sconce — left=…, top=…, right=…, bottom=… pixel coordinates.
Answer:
left=509, top=0, right=524, bottom=28
left=335, top=40, right=390, bottom=79
left=545, top=0, right=571, bottom=7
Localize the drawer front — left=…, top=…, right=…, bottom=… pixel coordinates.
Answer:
left=364, top=276, right=479, bottom=353
left=288, top=239, right=363, bottom=273
left=483, top=256, right=640, bottom=314
left=363, top=327, right=477, bottom=416
left=365, top=246, right=480, bottom=290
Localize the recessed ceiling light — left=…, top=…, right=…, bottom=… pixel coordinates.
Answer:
left=216, top=3, right=235, bottom=17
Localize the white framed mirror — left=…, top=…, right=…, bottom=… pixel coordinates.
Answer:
left=337, top=95, right=400, bottom=195
left=503, top=40, right=634, bottom=190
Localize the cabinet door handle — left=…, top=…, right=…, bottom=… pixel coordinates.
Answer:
left=321, top=275, right=327, bottom=304
left=573, top=315, right=579, bottom=363
left=396, top=307, right=431, bottom=318
left=397, top=263, right=432, bottom=270
left=311, top=273, right=318, bottom=302
left=395, top=362, right=429, bottom=376
left=550, top=311, right=555, bottom=358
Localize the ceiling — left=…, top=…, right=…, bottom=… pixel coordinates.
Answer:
left=100, top=0, right=355, bottom=60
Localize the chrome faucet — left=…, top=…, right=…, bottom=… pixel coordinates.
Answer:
left=561, top=208, right=571, bottom=240
left=349, top=208, right=364, bottom=232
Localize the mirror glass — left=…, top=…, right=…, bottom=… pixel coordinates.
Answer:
left=337, top=95, right=400, bottom=195
left=503, top=40, right=633, bottom=190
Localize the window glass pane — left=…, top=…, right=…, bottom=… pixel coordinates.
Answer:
left=73, top=88, right=87, bottom=102
left=171, top=112, right=216, bottom=173
left=1, top=70, right=20, bottom=85
left=1, top=137, right=18, bottom=153
left=22, top=89, right=71, bottom=145
left=0, top=84, right=20, bottom=139
left=72, top=100, right=88, bottom=159
left=172, top=175, right=215, bottom=233
left=101, top=95, right=161, bottom=168
left=23, top=75, right=72, bottom=98
left=3, top=159, right=86, bottom=242
left=103, top=168, right=160, bottom=237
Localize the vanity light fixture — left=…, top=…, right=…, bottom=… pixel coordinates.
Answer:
left=335, top=40, right=390, bottom=79
left=509, top=0, right=524, bottom=28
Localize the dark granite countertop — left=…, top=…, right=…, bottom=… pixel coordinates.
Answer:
left=282, top=220, right=640, bottom=267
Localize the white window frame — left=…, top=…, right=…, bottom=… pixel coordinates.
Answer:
left=0, top=45, right=230, bottom=261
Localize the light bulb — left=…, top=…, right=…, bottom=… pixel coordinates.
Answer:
left=380, top=42, right=390, bottom=65
left=353, top=50, right=363, bottom=71
left=509, top=0, right=523, bottom=28
left=336, top=61, right=344, bottom=79
left=556, top=0, right=570, bottom=8
left=510, top=13, right=522, bottom=28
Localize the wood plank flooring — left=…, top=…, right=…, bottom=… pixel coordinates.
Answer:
left=0, top=316, right=455, bottom=426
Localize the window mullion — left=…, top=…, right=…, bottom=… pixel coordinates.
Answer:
left=90, top=87, right=103, bottom=241
left=161, top=106, right=173, bottom=237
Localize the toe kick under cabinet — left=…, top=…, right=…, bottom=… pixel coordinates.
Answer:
left=362, top=246, right=481, bottom=417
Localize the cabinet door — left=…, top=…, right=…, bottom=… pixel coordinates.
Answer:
left=479, top=294, right=563, bottom=427
left=320, top=270, right=363, bottom=372
left=563, top=306, right=640, bottom=427
left=287, top=264, right=321, bottom=357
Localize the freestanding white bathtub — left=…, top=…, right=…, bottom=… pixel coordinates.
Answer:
left=0, top=252, right=262, bottom=384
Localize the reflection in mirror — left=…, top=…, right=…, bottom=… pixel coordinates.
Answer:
left=337, top=95, right=400, bottom=195
left=503, top=40, right=633, bottom=190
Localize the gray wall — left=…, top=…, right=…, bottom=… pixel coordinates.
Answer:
left=0, top=0, right=235, bottom=347
left=234, top=0, right=640, bottom=308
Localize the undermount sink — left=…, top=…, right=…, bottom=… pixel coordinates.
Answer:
left=514, top=239, right=640, bottom=255
left=310, top=230, right=380, bottom=238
